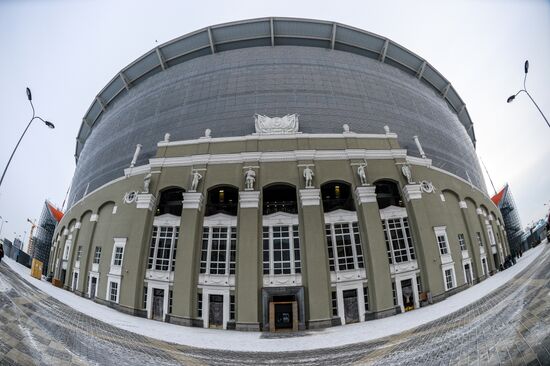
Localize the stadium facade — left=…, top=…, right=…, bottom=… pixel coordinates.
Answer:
left=49, top=18, right=510, bottom=331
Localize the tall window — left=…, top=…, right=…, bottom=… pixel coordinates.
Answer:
left=197, top=293, right=203, bottom=317
left=383, top=218, right=415, bottom=264
left=325, top=222, right=364, bottom=271
left=200, top=226, right=237, bottom=275
left=93, top=247, right=102, bottom=264
left=437, top=234, right=449, bottom=255
left=263, top=225, right=301, bottom=275
left=476, top=232, right=483, bottom=247
left=76, top=246, right=83, bottom=261
left=331, top=291, right=338, bottom=316
left=458, top=234, right=466, bottom=251
left=229, top=294, right=235, bottom=320
left=112, top=246, right=124, bottom=266
left=363, top=286, right=369, bottom=312
left=148, top=226, right=179, bottom=271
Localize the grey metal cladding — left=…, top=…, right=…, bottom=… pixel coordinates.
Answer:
left=68, top=45, right=486, bottom=207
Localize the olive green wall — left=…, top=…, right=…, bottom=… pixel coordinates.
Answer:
left=50, top=134, right=509, bottom=329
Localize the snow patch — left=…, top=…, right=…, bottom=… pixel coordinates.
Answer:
left=3, top=243, right=546, bottom=352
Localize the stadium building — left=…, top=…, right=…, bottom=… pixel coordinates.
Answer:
left=49, top=18, right=510, bottom=331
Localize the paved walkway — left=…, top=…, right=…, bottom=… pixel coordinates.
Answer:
left=1, top=245, right=549, bottom=365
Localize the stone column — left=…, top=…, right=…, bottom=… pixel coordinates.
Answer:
left=476, top=209, right=496, bottom=273
left=235, top=191, right=261, bottom=331
left=355, top=186, right=396, bottom=319
left=298, top=188, right=332, bottom=329
left=123, top=194, right=156, bottom=314
left=77, top=213, right=99, bottom=295
left=170, top=192, right=204, bottom=326
left=402, top=184, right=444, bottom=295
left=63, top=222, right=81, bottom=290
left=458, top=201, right=483, bottom=281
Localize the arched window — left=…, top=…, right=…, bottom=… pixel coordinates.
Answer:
left=262, top=184, right=298, bottom=215
left=156, top=188, right=185, bottom=216
left=321, top=181, right=355, bottom=213
left=205, top=186, right=238, bottom=216
left=374, top=180, right=404, bottom=209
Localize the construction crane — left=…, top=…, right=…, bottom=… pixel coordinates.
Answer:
left=26, top=218, right=37, bottom=256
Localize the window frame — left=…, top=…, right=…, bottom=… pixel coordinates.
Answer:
left=93, top=246, right=102, bottom=264
left=458, top=233, right=467, bottom=252
left=325, top=220, right=364, bottom=272
left=383, top=217, right=416, bottom=264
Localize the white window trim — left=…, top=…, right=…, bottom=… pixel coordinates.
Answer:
left=325, top=221, right=364, bottom=274
left=107, top=277, right=121, bottom=303
left=200, top=213, right=237, bottom=278
left=462, top=258, right=473, bottom=285
left=63, top=239, right=73, bottom=261
left=88, top=272, right=99, bottom=298
left=71, top=269, right=79, bottom=292
left=334, top=279, right=367, bottom=325
left=392, top=272, right=420, bottom=313
left=383, top=214, right=415, bottom=265
left=199, top=286, right=231, bottom=330
left=110, top=238, right=127, bottom=274
left=434, top=226, right=452, bottom=263
left=148, top=223, right=179, bottom=272
left=441, top=263, right=456, bottom=291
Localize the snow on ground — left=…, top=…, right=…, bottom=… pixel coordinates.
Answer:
left=3, top=243, right=547, bottom=352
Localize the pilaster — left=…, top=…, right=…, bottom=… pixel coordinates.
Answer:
left=235, top=191, right=261, bottom=331
left=171, top=193, right=204, bottom=325
left=298, top=189, right=332, bottom=329
left=354, top=186, right=397, bottom=319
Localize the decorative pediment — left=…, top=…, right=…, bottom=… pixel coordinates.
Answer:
left=379, top=205, right=408, bottom=220
left=324, top=209, right=358, bottom=224
left=254, top=113, right=299, bottom=134
left=262, top=211, right=299, bottom=226
left=203, top=213, right=237, bottom=226
left=153, top=213, right=181, bottom=227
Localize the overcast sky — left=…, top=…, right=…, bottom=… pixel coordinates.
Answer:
left=1, top=0, right=549, bottom=248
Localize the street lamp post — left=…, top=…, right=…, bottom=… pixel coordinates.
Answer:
left=507, top=60, right=549, bottom=128
left=0, top=88, right=55, bottom=189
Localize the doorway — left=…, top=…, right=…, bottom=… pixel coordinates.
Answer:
left=464, top=264, right=473, bottom=285
left=209, top=294, right=224, bottom=328
left=90, top=277, right=97, bottom=299
left=400, top=279, right=415, bottom=312
left=72, top=272, right=78, bottom=292
left=152, top=289, right=164, bottom=321
left=343, top=289, right=360, bottom=324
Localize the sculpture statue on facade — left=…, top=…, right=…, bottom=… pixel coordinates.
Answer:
left=244, top=168, right=256, bottom=191
left=190, top=170, right=202, bottom=192
left=163, top=133, right=170, bottom=143
left=303, top=166, right=314, bottom=188
left=357, top=163, right=368, bottom=186
left=142, top=173, right=152, bottom=193
left=401, top=164, right=414, bottom=184
left=343, top=124, right=350, bottom=133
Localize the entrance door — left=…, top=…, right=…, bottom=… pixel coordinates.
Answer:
left=209, top=295, right=224, bottom=328
left=274, top=303, right=293, bottom=330
left=72, top=272, right=78, bottom=291
left=400, top=279, right=414, bottom=312
left=152, top=289, right=164, bottom=321
left=464, top=264, right=472, bottom=285
left=90, top=277, right=97, bottom=299
left=343, top=289, right=359, bottom=324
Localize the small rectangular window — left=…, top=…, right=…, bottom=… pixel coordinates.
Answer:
left=93, top=247, right=102, bottom=264
left=392, top=281, right=397, bottom=306
left=109, top=282, right=118, bottom=302
left=169, top=289, right=173, bottom=314
left=76, top=246, right=83, bottom=261
left=331, top=291, right=338, bottom=316
left=363, top=286, right=369, bottom=312
left=476, top=232, right=483, bottom=247
left=437, top=235, right=448, bottom=255
left=113, top=246, right=124, bottom=266
left=458, top=234, right=466, bottom=251
left=445, top=269, right=454, bottom=290
left=197, top=293, right=203, bottom=318
left=230, top=294, right=235, bottom=320
left=143, top=287, right=148, bottom=309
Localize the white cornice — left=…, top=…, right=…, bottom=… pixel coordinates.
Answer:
left=157, top=132, right=398, bottom=148
left=379, top=205, right=408, bottom=220
left=203, top=213, right=237, bottom=226
left=153, top=213, right=181, bottom=227
left=324, top=209, right=358, bottom=224
left=149, top=149, right=408, bottom=168
left=262, top=212, right=299, bottom=226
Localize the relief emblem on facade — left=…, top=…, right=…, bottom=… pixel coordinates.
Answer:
left=254, top=113, right=299, bottom=134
